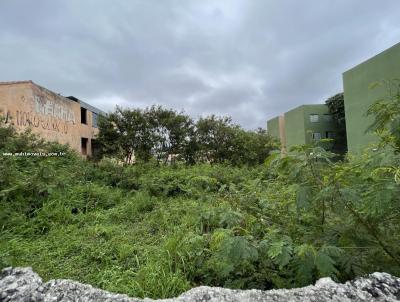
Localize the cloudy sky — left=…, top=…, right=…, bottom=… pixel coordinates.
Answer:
left=1, top=1, right=399, bottom=129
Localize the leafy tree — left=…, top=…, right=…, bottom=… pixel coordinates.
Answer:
left=0, top=115, right=16, bottom=149
left=97, top=106, right=277, bottom=165
left=325, top=93, right=347, bottom=154
left=367, top=79, right=400, bottom=152
left=146, top=106, right=194, bottom=164
left=97, top=107, right=153, bottom=164
left=230, top=128, right=278, bottom=165
left=96, top=114, right=121, bottom=159
left=195, top=115, right=237, bottom=164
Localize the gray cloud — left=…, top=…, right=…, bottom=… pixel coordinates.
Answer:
left=1, top=0, right=399, bottom=129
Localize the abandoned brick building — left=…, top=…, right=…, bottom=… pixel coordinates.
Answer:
left=0, top=81, right=105, bottom=157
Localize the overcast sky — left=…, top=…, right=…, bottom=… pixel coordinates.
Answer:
left=1, top=1, right=399, bottom=129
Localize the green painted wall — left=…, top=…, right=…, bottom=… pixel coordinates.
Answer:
left=267, top=116, right=280, bottom=139
left=343, top=42, right=400, bottom=153
left=302, top=105, right=336, bottom=144
left=284, top=106, right=306, bottom=149
left=285, top=104, right=336, bottom=150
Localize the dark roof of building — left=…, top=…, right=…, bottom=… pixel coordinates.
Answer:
left=66, top=96, right=79, bottom=102
left=67, top=96, right=107, bottom=116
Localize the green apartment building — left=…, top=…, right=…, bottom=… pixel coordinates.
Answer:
left=284, top=104, right=336, bottom=150
left=268, top=42, right=400, bottom=154
left=266, top=115, right=286, bottom=153
left=343, top=42, right=400, bottom=153
left=267, top=116, right=280, bottom=139
left=267, top=104, right=336, bottom=152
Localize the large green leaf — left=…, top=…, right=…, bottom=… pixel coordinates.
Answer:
left=315, top=249, right=338, bottom=277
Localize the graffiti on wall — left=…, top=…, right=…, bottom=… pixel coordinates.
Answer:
left=34, top=95, right=76, bottom=124
left=0, top=109, right=11, bottom=124
left=13, top=95, right=76, bottom=134
left=16, top=110, right=70, bottom=134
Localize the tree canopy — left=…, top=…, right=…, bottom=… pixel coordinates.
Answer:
left=325, top=92, right=347, bottom=154
left=97, top=106, right=278, bottom=165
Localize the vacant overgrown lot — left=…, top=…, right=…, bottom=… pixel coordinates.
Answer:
left=0, top=125, right=399, bottom=299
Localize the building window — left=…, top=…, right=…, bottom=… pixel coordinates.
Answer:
left=81, top=107, right=87, bottom=124
left=92, top=112, right=98, bottom=128
left=310, top=114, right=319, bottom=123
left=323, top=114, right=332, bottom=122
left=312, top=132, right=321, bottom=140
left=325, top=131, right=334, bottom=139
left=81, top=137, right=88, bottom=155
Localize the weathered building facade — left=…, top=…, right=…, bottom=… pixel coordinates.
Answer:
left=0, top=81, right=105, bottom=157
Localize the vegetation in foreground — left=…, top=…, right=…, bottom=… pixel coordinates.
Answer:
left=1, top=86, right=400, bottom=299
